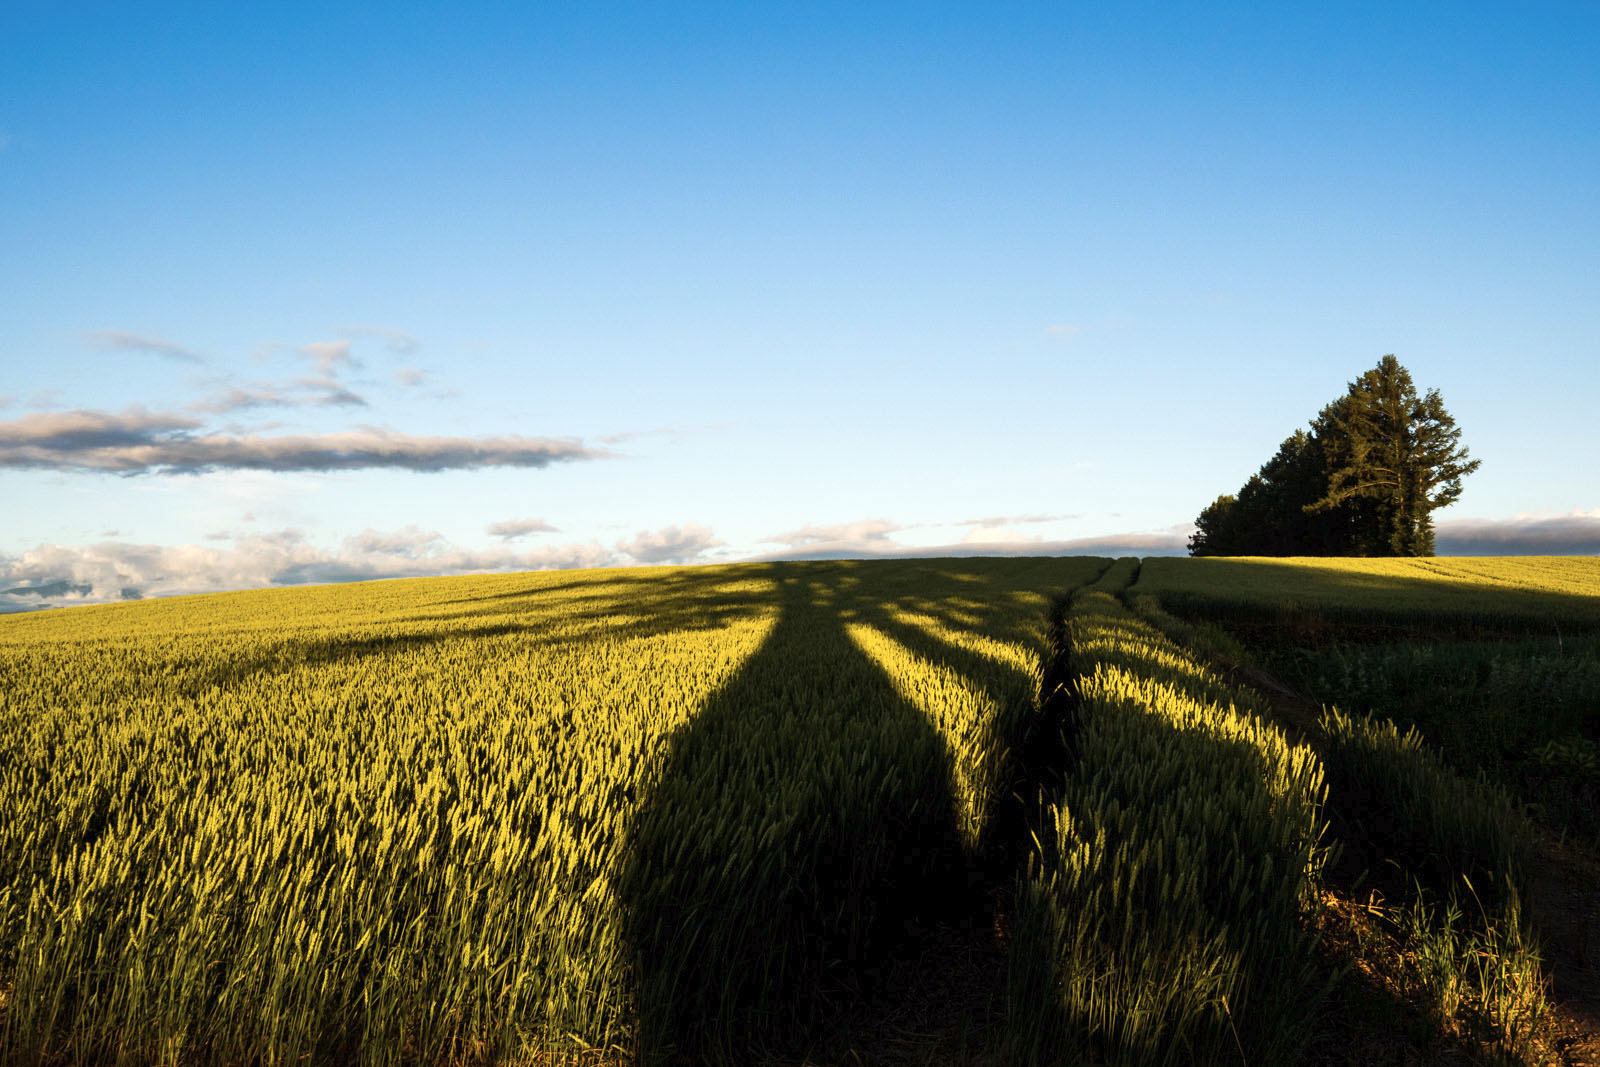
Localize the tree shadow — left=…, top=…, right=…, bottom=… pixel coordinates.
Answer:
left=141, top=555, right=1096, bottom=1062
left=612, top=559, right=1115, bottom=1063
left=1136, top=557, right=1600, bottom=641
left=617, top=566, right=976, bottom=1062
left=17, top=556, right=1112, bottom=1064
left=168, top=564, right=783, bottom=699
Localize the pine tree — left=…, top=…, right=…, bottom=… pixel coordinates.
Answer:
left=1189, top=493, right=1242, bottom=555
left=1251, top=429, right=1335, bottom=554
left=1308, top=355, right=1480, bottom=556
left=1190, top=355, right=1479, bottom=557
left=1188, top=430, right=1338, bottom=555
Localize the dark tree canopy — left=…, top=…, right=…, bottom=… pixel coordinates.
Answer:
left=1189, top=356, right=1479, bottom=557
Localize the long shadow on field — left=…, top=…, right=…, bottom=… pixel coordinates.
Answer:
left=176, top=561, right=1075, bottom=717
left=172, top=565, right=782, bottom=699
left=836, top=598, right=1048, bottom=867
left=1133, top=557, right=1600, bottom=641
left=617, top=561, right=1061, bottom=1063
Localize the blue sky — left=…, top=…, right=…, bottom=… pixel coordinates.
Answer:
left=3, top=3, right=1598, bottom=609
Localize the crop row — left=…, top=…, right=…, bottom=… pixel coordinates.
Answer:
left=1008, top=561, right=1330, bottom=1064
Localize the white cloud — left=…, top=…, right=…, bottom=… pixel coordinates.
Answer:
left=1509, top=508, right=1600, bottom=521
left=616, top=523, right=723, bottom=564
left=337, top=325, right=420, bottom=355
left=0, top=407, right=608, bottom=474
left=345, top=526, right=446, bottom=558
left=752, top=517, right=1189, bottom=562
left=488, top=518, right=559, bottom=540
left=600, top=427, right=677, bottom=445
left=0, top=530, right=617, bottom=612
left=85, top=329, right=205, bottom=363
left=191, top=377, right=369, bottom=414
left=0, top=521, right=730, bottom=612
left=192, top=386, right=290, bottom=414
left=960, top=525, right=1040, bottom=545
left=300, top=340, right=358, bottom=377
left=290, top=377, right=368, bottom=407
left=954, top=512, right=1078, bottom=527
left=1045, top=323, right=1085, bottom=339
left=0, top=407, right=202, bottom=447
left=763, top=519, right=903, bottom=549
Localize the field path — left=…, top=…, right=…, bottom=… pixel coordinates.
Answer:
left=1526, top=829, right=1600, bottom=1065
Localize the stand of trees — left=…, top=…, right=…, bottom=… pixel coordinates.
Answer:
left=1189, top=355, right=1480, bottom=557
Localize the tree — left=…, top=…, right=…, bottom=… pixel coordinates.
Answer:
left=1189, top=430, right=1337, bottom=556
left=1189, top=493, right=1242, bottom=556
left=1247, top=429, right=1336, bottom=554
left=1189, top=355, right=1479, bottom=557
left=1308, top=355, right=1480, bottom=556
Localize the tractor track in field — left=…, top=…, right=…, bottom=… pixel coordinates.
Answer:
left=762, top=574, right=1109, bottom=1067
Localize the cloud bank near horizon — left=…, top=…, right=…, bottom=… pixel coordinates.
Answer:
left=0, top=408, right=609, bottom=474
left=756, top=517, right=1190, bottom=561
left=752, top=531, right=1193, bottom=562
left=749, top=512, right=1600, bottom=563
left=0, top=523, right=725, bottom=613
left=1435, top=511, right=1600, bottom=556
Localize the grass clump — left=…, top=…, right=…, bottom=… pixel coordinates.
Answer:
left=1125, top=592, right=1251, bottom=670
left=1318, top=708, right=1531, bottom=909
left=1325, top=875, right=1550, bottom=1064
left=1309, top=709, right=1552, bottom=1063
left=1397, top=879, right=1549, bottom=1061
